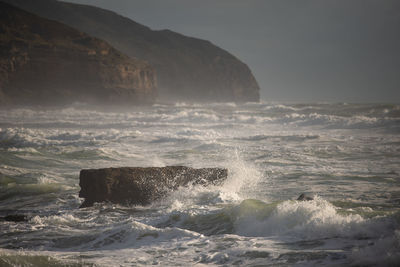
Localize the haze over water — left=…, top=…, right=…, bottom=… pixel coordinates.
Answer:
left=0, top=102, right=399, bottom=266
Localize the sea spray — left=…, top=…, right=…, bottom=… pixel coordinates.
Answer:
left=218, top=148, right=263, bottom=202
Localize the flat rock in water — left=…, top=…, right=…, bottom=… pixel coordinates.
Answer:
left=79, top=166, right=228, bottom=208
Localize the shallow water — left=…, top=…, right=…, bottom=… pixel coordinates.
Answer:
left=0, top=102, right=399, bottom=266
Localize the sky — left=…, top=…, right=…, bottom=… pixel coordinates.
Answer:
left=65, top=0, right=400, bottom=103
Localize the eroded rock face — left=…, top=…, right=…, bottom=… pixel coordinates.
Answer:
left=0, top=2, right=156, bottom=107
left=79, top=166, right=228, bottom=208
left=6, top=0, right=260, bottom=103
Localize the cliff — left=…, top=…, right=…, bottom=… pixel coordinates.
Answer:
left=5, top=0, right=260, bottom=103
left=0, top=2, right=156, bottom=106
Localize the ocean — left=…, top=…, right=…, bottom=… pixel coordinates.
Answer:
left=0, top=102, right=399, bottom=266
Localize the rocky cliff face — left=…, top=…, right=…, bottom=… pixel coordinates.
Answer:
left=0, top=2, right=156, bottom=106
left=5, top=0, right=260, bottom=103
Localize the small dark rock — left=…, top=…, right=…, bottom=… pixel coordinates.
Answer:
left=2, top=214, right=29, bottom=222
left=297, top=193, right=314, bottom=201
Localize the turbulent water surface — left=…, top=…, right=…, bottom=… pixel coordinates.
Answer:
left=0, top=102, right=399, bottom=266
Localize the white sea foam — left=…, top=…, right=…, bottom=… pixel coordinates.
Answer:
left=235, top=197, right=368, bottom=239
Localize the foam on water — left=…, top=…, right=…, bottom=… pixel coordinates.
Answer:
left=235, top=197, right=368, bottom=238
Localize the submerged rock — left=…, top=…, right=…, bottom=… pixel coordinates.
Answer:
left=79, top=166, right=228, bottom=208
left=297, top=193, right=314, bottom=201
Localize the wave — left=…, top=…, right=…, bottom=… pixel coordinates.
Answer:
left=0, top=128, right=139, bottom=149
left=156, top=197, right=397, bottom=240
left=2, top=195, right=398, bottom=265
left=233, top=198, right=368, bottom=238
left=1, top=104, right=399, bottom=135
left=263, top=112, right=400, bottom=130
left=350, top=229, right=400, bottom=266
left=27, top=211, right=202, bottom=252
left=237, top=134, right=319, bottom=142
left=0, top=252, right=71, bottom=267
left=0, top=182, right=62, bottom=200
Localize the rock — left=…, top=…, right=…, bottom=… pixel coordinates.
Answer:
left=297, top=193, right=314, bottom=201
left=79, top=166, right=228, bottom=208
left=6, top=0, right=260, bottom=103
left=2, top=214, right=29, bottom=222
left=0, top=2, right=156, bottom=107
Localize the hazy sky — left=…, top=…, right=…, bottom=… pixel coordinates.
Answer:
left=65, top=0, right=400, bottom=103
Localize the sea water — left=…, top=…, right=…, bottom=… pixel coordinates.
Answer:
left=0, top=102, right=399, bottom=266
